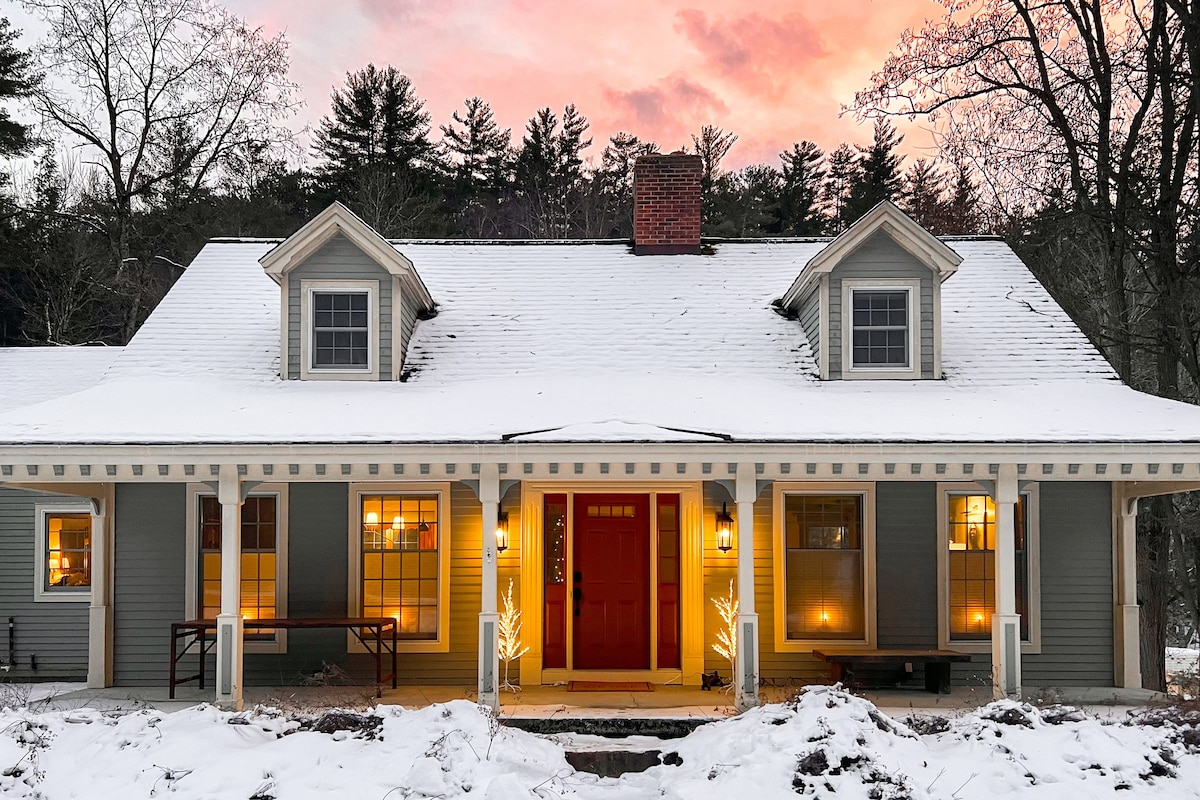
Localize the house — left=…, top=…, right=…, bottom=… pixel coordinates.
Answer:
left=2, top=153, right=1198, bottom=712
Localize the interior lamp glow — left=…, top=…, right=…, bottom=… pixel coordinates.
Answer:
left=495, top=511, right=510, bottom=553
left=715, top=502, right=734, bottom=552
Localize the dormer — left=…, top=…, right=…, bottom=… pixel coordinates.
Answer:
left=260, top=203, right=434, bottom=381
left=781, top=202, right=962, bottom=380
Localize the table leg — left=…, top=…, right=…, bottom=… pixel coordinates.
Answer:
left=375, top=624, right=382, bottom=697
left=169, top=626, right=177, bottom=699
left=830, top=662, right=844, bottom=685
left=391, top=623, right=397, bottom=689
left=199, top=633, right=206, bottom=691
left=925, top=663, right=950, bottom=694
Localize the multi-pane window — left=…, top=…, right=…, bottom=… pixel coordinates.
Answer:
left=198, top=496, right=278, bottom=622
left=361, top=494, right=439, bottom=638
left=947, top=494, right=1028, bottom=640
left=851, top=289, right=909, bottom=368
left=312, top=291, right=369, bottom=369
left=783, top=495, right=865, bottom=640
left=45, top=512, right=91, bottom=591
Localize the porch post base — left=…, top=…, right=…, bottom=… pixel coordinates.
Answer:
left=991, top=613, right=1021, bottom=700
left=478, top=612, right=500, bottom=712
left=1116, top=603, right=1141, bottom=689
left=735, top=611, right=760, bottom=712
left=214, top=613, right=244, bottom=710
left=86, top=604, right=112, bottom=688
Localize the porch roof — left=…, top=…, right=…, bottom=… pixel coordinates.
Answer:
left=0, top=237, right=1197, bottom=447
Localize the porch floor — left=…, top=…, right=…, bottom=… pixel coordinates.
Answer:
left=31, top=683, right=1167, bottom=718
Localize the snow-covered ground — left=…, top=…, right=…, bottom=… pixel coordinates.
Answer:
left=2, top=686, right=1198, bottom=799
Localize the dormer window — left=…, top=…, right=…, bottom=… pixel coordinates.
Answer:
left=300, top=280, right=379, bottom=380
left=313, top=290, right=370, bottom=370
left=779, top=202, right=962, bottom=381
left=847, top=283, right=915, bottom=373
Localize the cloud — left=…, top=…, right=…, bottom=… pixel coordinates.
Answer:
left=674, top=8, right=825, bottom=98
left=603, top=75, right=729, bottom=149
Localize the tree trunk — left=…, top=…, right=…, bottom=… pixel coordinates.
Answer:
left=1139, top=494, right=1172, bottom=691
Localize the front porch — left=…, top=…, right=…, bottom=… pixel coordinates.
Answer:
left=5, top=446, right=1198, bottom=714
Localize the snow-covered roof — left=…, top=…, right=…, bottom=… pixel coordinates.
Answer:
left=0, top=346, right=122, bottom=414
left=0, top=235, right=1196, bottom=446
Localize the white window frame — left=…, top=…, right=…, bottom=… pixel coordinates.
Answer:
left=772, top=482, right=877, bottom=652
left=841, top=278, right=921, bottom=380
left=347, top=483, right=452, bottom=654
left=300, top=280, right=380, bottom=380
left=34, top=502, right=94, bottom=603
left=936, top=482, right=1041, bottom=654
left=184, top=484, right=290, bottom=654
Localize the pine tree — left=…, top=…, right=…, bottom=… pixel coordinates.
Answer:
left=691, top=125, right=738, bottom=225
left=821, top=143, right=860, bottom=232
left=597, top=132, right=658, bottom=236
left=0, top=18, right=34, bottom=159
left=900, top=158, right=948, bottom=231
left=513, top=105, right=593, bottom=237
left=778, top=141, right=827, bottom=235
left=440, top=96, right=511, bottom=190
left=846, top=119, right=905, bottom=220
left=314, top=64, right=433, bottom=184
left=943, top=161, right=982, bottom=234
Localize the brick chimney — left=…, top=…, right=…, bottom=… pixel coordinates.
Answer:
left=633, top=153, right=702, bottom=255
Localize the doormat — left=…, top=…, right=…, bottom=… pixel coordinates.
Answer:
left=567, top=681, right=655, bottom=692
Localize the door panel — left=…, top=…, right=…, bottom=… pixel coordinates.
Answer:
left=573, top=494, right=651, bottom=669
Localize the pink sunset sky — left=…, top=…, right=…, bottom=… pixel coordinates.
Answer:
left=222, top=0, right=945, bottom=169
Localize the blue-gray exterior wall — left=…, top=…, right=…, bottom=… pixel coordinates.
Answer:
left=286, top=234, right=394, bottom=380
left=827, top=231, right=936, bottom=379
left=0, top=488, right=89, bottom=679
left=798, top=284, right=821, bottom=375
left=113, top=483, right=186, bottom=685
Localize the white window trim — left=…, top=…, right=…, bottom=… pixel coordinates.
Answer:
left=840, top=278, right=921, bottom=380
left=34, top=502, right=94, bottom=603
left=772, top=482, right=877, bottom=652
left=185, top=484, right=290, bottom=654
left=936, top=482, right=1041, bottom=654
left=300, top=279, right=380, bottom=380
left=346, top=482, right=452, bottom=654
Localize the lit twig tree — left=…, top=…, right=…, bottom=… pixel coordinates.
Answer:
left=711, top=579, right=738, bottom=691
left=498, top=578, right=529, bottom=693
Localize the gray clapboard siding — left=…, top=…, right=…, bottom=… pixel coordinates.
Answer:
left=827, top=231, right=935, bottom=379
left=876, top=483, right=938, bottom=649
left=0, top=488, right=89, bottom=679
left=286, top=234, right=394, bottom=380
left=113, top=483, right=186, bottom=686
left=398, top=282, right=425, bottom=372
left=798, top=284, right=822, bottom=374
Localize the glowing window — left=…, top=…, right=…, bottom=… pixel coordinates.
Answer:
left=361, top=494, right=440, bottom=638
left=44, top=512, right=91, bottom=592
left=946, top=493, right=1029, bottom=640
left=783, top=495, right=865, bottom=640
left=198, top=495, right=278, bottom=623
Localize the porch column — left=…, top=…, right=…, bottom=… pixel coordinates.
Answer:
left=86, top=491, right=112, bottom=688
left=1114, top=495, right=1141, bottom=688
left=734, top=463, right=760, bottom=711
left=478, top=464, right=500, bottom=712
left=992, top=465, right=1021, bottom=699
left=215, top=467, right=244, bottom=710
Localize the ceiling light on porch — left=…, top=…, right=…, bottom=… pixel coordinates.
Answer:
left=495, top=511, right=510, bottom=553
left=716, top=502, right=734, bottom=552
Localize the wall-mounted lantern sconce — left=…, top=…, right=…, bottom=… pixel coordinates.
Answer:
left=495, top=511, right=510, bottom=553
left=716, top=502, right=734, bottom=552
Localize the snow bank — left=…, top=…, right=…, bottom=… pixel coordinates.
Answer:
left=1, top=688, right=1198, bottom=799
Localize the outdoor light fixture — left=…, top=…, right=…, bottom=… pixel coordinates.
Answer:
left=715, top=502, right=734, bottom=552
left=495, top=511, right=510, bottom=553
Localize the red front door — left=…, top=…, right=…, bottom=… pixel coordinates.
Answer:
left=573, top=494, right=651, bottom=669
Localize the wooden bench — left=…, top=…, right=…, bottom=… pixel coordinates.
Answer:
left=170, top=617, right=398, bottom=698
left=812, top=649, right=972, bottom=694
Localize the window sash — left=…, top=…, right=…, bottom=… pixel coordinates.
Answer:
left=946, top=493, right=1029, bottom=641
left=782, top=494, right=866, bottom=640
left=311, top=290, right=370, bottom=369
left=361, top=494, right=440, bottom=639
left=198, top=495, right=278, bottom=625
left=850, top=289, right=910, bottom=368
left=45, top=512, right=91, bottom=591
